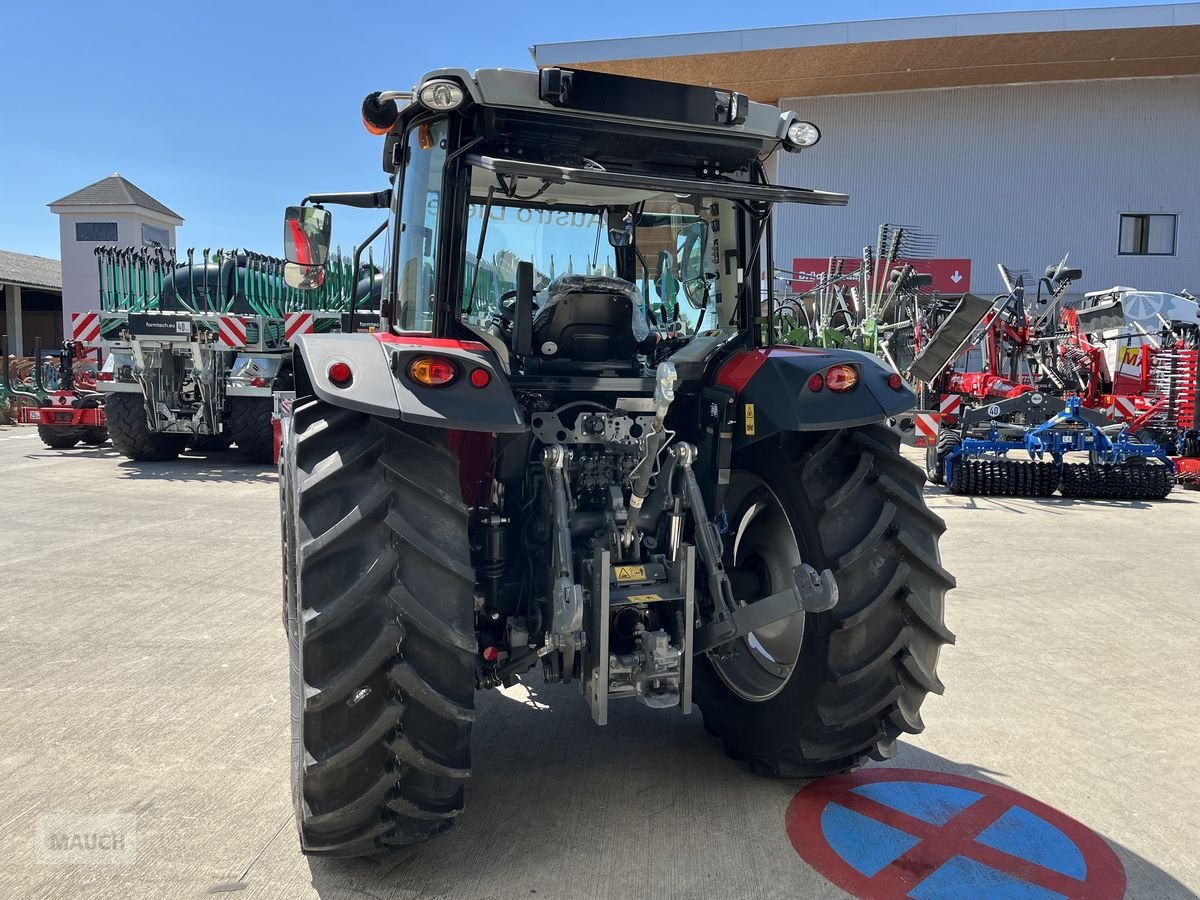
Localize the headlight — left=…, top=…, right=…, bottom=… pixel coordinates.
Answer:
left=418, top=80, right=465, bottom=111
left=785, top=120, right=821, bottom=148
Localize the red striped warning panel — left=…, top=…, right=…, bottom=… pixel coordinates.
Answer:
left=914, top=412, right=940, bottom=448
left=284, top=312, right=315, bottom=344
left=1108, top=396, right=1138, bottom=420
left=218, top=316, right=247, bottom=349
left=71, top=312, right=101, bottom=344
left=938, top=394, right=961, bottom=418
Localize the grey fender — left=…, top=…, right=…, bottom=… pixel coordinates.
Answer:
left=718, top=346, right=915, bottom=448
left=294, top=332, right=524, bottom=432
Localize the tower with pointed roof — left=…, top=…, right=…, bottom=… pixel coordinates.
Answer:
left=48, top=174, right=184, bottom=327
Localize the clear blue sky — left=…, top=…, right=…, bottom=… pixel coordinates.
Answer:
left=0, top=0, right=1166, bottom=262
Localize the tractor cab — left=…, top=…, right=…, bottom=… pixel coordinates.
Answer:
left=284, top=68, right=846, bottom=396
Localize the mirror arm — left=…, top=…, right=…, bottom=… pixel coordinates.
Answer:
left=302, top=190, right=392, bottom=210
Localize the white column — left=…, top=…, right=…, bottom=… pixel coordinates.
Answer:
left=3, top=283, right=23, bottom=356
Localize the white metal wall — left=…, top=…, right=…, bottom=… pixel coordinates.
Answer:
left=775, top=76, right=1200, bottom=298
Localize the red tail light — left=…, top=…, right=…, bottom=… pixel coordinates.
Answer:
left=807, top=372, right=824, bottom=392
left=408, top=356, right=458, bottom=387
left=469, top=367, right=491, bottom=388
left=328, top=361, right=353, bottom=387
left=887, top=372, right=904, bottom=390
left=97, top=371, right=114, bottom=382
left=825, top=364, right=858, bottom=393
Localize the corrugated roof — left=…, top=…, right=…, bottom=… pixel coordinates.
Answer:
left=0, top=250, right=62, bottom=291
left=48, top=174, right=183, bottom=222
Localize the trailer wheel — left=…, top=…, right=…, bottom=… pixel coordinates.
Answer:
left=286, top=398, right=475, bottom=857
left=694, top=423, right=955, bottom=777
left=230, top=397, right=274, bottom=463
left=36, top=424, right=81, bottom=449
left=925, top=430, right=960, bottom=486
left=103, top=393, right=185, bottom=461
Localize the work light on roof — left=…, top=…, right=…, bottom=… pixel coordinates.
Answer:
left=419, top=80, right=465, bottom=111
left=785, top=120, right=821, bottom=148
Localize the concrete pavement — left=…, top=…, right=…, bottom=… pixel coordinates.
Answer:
left=0, top=426, right=1196, bottom=898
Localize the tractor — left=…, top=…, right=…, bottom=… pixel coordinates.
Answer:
left=278, top=67, right=955, bottom=857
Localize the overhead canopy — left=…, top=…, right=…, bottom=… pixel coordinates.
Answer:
left=468, top=155, right=850, bottom=206
left=531, top=3, right=1200, bottom=100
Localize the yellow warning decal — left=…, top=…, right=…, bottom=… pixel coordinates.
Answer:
left=615, top=565, right=647, bottom=582
left=627, top=594, right=666, bottom=604
left=745, top=403, right=756, bottom=436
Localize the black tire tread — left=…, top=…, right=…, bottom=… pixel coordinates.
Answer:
left=288, top=398, right=475, bottom=858
left=230, top=397, right=274, bottom=463
left=36, top=424, right=81, bottom=449
left=103, top=393, right=184, bottom=461
left=694, top=423, right=954, bottom=778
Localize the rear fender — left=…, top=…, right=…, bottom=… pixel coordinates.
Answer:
left=293, top=332, right=524, bottom=432
left=715, top=347, right=914, bottom=448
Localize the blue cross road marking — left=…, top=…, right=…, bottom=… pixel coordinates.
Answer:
left=785, top=768, right=1125, bottom=899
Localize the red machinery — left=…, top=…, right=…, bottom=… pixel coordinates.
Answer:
left=9, top=339, right=108, bottom=449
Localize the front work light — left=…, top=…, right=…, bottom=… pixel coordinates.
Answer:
left=786, top=120, right=821, bottom=148
left=419, top=80, right=465, bottom=111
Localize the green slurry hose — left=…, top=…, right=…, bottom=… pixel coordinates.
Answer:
left=92, top=246, right=367, bottom=317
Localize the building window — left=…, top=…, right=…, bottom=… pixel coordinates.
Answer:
left=75, top=222, right=118, bottom=242
left=1118, top=214, right=1176, bottom=256
left=142, top=224, right=170, bottom=248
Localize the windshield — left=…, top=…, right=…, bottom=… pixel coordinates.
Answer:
left=462, top=191, right=721, bottom=336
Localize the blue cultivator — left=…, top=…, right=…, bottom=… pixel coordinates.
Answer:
left=943, top=396, right=1175, bottom=499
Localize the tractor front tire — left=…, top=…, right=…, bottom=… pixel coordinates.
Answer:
left=694, top=423, right=955, bottom=777
left=104, top=393, right=185, bottom=461
left=36, top=424, right=81, bottom=449
left=230, top=397, right=274, bottom=463
left=285, top=398, right=476, bottom=857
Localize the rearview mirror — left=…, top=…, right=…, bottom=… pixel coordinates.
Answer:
left=284, top=206, right=332, bottom=266
left=283, top=262, right=326, bottom=291
left=608, top=228, right=630, bottom=248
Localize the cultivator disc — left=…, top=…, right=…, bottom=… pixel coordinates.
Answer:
left=948, top=458, right=1059, bottom=497
left=1060, top=462, right=1174, bottom=500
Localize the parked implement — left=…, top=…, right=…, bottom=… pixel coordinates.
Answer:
left=91, top=246, right=379, bottom=462
left=3, top=337, right=107, bottom=449
left=279, top=68, right=955, bottom=857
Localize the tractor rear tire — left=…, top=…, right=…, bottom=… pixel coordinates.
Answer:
left=104, top=393, right=185, bottom=461
left=285, top=398, right=476, bottom=857
left=36, top=424, right=81, bottom=449
left=230, top=397, right=274, bottom=463
left=694, top=423, right=955, bottom=777
left=80, top=427, right=108, bottom=445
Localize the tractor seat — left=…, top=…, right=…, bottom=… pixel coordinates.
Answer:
left=529, top=276, right=648, bottom=373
